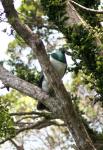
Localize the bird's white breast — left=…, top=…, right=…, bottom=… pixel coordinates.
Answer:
left=42, top=55, right=66, bottom=93
left=50, top=56, right=66, bottom=78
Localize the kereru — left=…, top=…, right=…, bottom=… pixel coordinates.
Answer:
left=37, top=49, right=67, bottom=110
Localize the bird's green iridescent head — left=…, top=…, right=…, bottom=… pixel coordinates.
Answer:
left=51, top=49, right=66, bottom=63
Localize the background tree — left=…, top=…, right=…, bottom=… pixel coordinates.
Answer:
left=0, top=0, right=103, bottom=149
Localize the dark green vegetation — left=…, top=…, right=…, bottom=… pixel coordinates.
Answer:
left=0, top=98, right=15, bottom=139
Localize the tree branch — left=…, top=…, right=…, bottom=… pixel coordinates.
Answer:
left=10, top=139, right=24, bottom=150
left=10, top=111, right=54, bottom=119
left=0, top=65, right=60, bottom=116
left=70, top=0, right=103, bottom=14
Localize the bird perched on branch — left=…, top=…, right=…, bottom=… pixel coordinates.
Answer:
left=37, top=49, right=67, bottom=110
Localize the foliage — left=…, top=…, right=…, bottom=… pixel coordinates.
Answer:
left=9, top=60, right=40, bottom=84
left=67, top=25, right=103, bottom=98
left=2, top=90, right=36, bottom=112
left=41, top=0, right=103, bottom=101
left=19, top=0, right=43, bottom=29
left=0, top=97, right=15, bottom=139
left=41, top=0, right=68, bottom=29
left=6, top=38, right=41, bottom=84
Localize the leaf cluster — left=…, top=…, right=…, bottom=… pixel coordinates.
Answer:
left=67, top=25, right=103, bottom=100
left=6, top=38, right=41, bottom=85
left=0, top=98, right=15, bottom=139
left=19, top=0, right=43, bottom=29
left=41, top=0, right=68, bottom=29
left=8, top=60, right=40, bottom=85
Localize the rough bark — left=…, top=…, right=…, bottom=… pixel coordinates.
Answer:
left=0, top=0, right=97, bottom=149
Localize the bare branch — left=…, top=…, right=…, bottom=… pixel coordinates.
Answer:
left=70, top=0, right=103, bottom=14
left=15, top=116, right=39, bottom=125
left=10, top=111, right=56, bottom=120
left=10, top=111, right=52, bottom=117
left=0, top=118, right=63, bottom=145
left=10, top=139, right=24, bottom=150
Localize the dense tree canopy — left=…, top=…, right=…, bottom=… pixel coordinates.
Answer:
left=0, top=0, right=103, bottom=149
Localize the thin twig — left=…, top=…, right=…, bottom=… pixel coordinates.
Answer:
left=10, top=111, right=54, bottom=119
left=70, top=0, right=103, bottom=14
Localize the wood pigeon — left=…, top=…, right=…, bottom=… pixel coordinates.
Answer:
left=37, top=49, right=67, bottom=110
